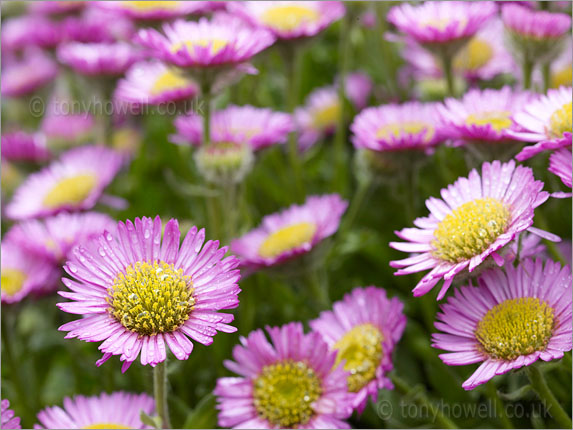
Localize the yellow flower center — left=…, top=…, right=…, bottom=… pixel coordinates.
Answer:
left=333, top=323, right=383, bottom=392
left=423, top=17, right=467, bottom=32
left=312, top=102, right=340, bottom=130
left=551, top=64, right=572, bottom=89
left=258, top=222, right=317, bottom=259
left=150, top=70, right=192, bottom=96
left=83, top=424, right=132, bottom=429
left=432, top=197, right=510, bottom=263
left=170, top=39, right=228, bottom=56
left=122, top=1, right=178, bottom=10
left=453, top=38, right=494, bottom=72
left=465, top=111, right=512, bottom=132
left=43, top=174, right=97, bottom=209
left=1, top=269, right=27, bottom=297
left=475, top=298, right=555, bottom=360
left=376, top=122, right=435, bottom=143
left=108, top=262, right=195, bottom=336
left=261, top=5, right=320, bottom=32
left=548, top=102, right=572, bottom=138
left=253, top=360, right=322, bottom=428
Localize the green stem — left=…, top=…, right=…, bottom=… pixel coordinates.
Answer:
left=526, top=366, right=572, bottom=429
left=522, top=59, right=534, bottom=90
left=286, top=46, right=304, bottom=200
left=542, top=62, right=551, bottom=92
left=333, top=13, right=350, bottom=194
left=391, top=374, right=458, bottom=429
left=221, top=181, right=238, bottom=244
left=1, top=310, right=29, bottom=418
left=486, top=382, right=514, bottom=429
left=440, top=53, right=455, bottom=97
left=201, top=84, right=212, bottom=146
left=307, top=269, right=329, bottom=309
left=153, top=360, right=171, bottom=429
left=339, top=178, right=371, bottom=234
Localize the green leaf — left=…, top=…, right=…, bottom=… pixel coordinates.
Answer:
left=183, top=393, right=217, bottom=429
left=498, top=384, right=533, bottom=401
left=140, top=410, right=162, bottom=430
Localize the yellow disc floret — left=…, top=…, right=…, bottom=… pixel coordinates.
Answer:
left=83, top=424, right=133, bottom=429
left=432, top=197, right=510, bottom=263
left=1, top=269, right=27, bottom=297
left=258, top=222, right=317, bottom=259
left=123, top=1, right=178, bottom=11
left=550, top=65, right=572, bottom=89
left=109, top=262, right=194, bottom=336
left=475, top=297, right=555, bottom=360
left=253, top=360, right=322, bottom=428
left=549, top=102, right=572, bottom=138
left=151, top=70, right=192, bottom=96
left=171, top=39, right=228, bottom=56
left=333, top=323, right=384, bottom=392
left=465, top=111, right=512, bottom=132
left=261, top=5, right=319, bottom=32
left=454, top=38, right=493, bottom=72
left=377, top=122, right=435, bottom=143
left=43, top=174, right=96, bottom=209
left=312, top=102, right=341, bottom=130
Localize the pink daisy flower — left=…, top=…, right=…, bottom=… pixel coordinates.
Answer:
left=438, top=86, right=532, bottom=146
left=351, top=101, right=444, bottom=152
left=1, top=240, right=59, bottom=304
left=57, top=216, right=241, bottom=372
left=214, top=322, right=354, bottom=429
left=28, top=1, right=86, bottom=15
left=95, top=1, right=225, bottom=21
left=135, top=14, right=275, bottom=69
left=310, top=287, right=406, bottom=413
left=549, top=148, right=572, bottom=198
left=171, top=105, right=293, bottom=151
left=549, top=38, right=572, bottom=89
left=432, top=258, right=572, bottom=390
left=387, top=1, right=496, bottom=53
left=60, top=9, right=136, bottom=44
left=1, top=399, right=21, bottom=430
left=231, top=194, right=347, bottom=270
left=228, top=1, right=345, bottom=40
left=344, top=71, right=373, bottom=111
left=41, top=108, right=95, bottom=148
left=1, top=131, right=50, bottom=163
left=390, top=160, right=558, bottom=300
left=5, top=145, right=123, bottom=220
left=5, top=212, right=116, bottom=263
left=57, top=42, right=141, bottom=76
left=115, top=61, right=199, bottom=108
left=1, top=49, right=58, bottom=97
left=1, top=15, right=62, bottom=52
left=511, top=86, right=572, bottom=161
left=295, top=86, right=340, bottom=151
left=35, top=392, right=154, bottom=429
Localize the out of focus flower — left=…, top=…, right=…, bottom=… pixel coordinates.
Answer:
left=57, top=42, right=141, bottom=76
left=351, top=101, right=443, bottom=152
left=194, top=142, right=255, bottom=185
left=388, top=1, right=496, bottom=56
left=28, top=1, right=86, bottom=15
left=95, top=1, right=224, bottom=21
left=1, top=161, right=23, bottom=197
left=1, top=50, right=57, bottom=97
left=61, top=8, right=136, bottom=44
left=390, top=160, right=558, bottom=300
left=231, top=194, right=347, bottom=270
left=295, top=86, right=340, bottom=151
left=6, top=145, right=123, bottom=220
left=549, top=40, right=572, bottom=89
left=40, top=98, right=95, bottom=147
left=228, top=1, right=345, bottom=40
left=310, top=287, right=406, bottom=413
left=111, top=125, right=142, bottom=161
left=1, top=399, right=21, bottom=430
left=511, top=86, right=572, bottom=161
left=1, top=15, right=62, bottom=52
left=135, top=14, right=275, bottom=69
left=1, top=240, right=59, bottom=304
left=433, top=259, right=572, bottom=390
left=58, top=216, right=240, bottom=372
left=171, top=105, right=293, bottom=151
left=1, top=131, right=50, bottom=163
left=549, top=148, right=572, bottom=197
left=214, top=322, right=353, bottom=429
left=502, top=4, right=571, bottom=64
left=115, top=61, right=198, bottom=107
left=438, top=86, right=532, bottom=147
left=35, top=392, right=154, bottom=429
left=6, top=212, right=116, bottom=263
left=344, top=71, right=373, bottom=111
